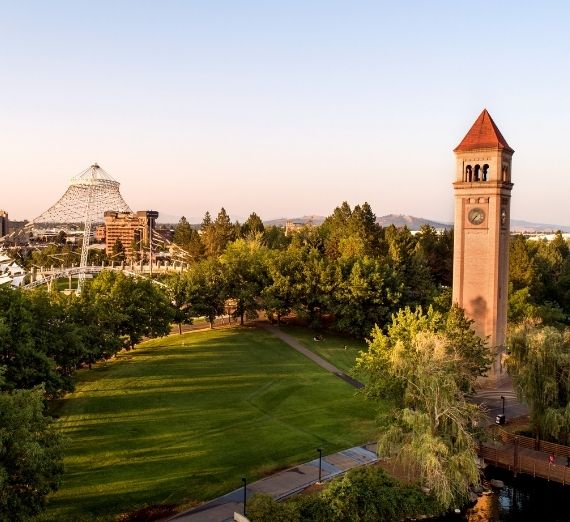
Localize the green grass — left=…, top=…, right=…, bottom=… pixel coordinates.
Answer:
left=43, top=326, right=379, bottom=521
left=281, top=325, right=368, bottom=377
left=53, top=277, right=78, bottom=291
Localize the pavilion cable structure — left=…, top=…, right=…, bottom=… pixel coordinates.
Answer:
left=32, top=163, right=132, bottom=292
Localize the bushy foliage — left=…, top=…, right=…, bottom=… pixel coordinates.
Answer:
left=357, top=307, right=487, bottom=509
left=247, top=466, right=440, bottom=522
left=507, top=323, right=570, bottom=444
left=247, top=494, right=301, bottom=522
left=508, top=233, right=570, bottom=325
left=0, top=272, right=173, bottom=397
left=0, top=377, right=64, bottom=520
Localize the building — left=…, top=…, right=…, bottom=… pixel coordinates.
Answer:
left=452, top=109, right=513, bottom=382
left=0, top=210, right=8, bottom=237
left=104, top=210, right=158, bottom=260
left=95, top=225, right=106, bottom=242
left=285, top=219, right=314, bottom=236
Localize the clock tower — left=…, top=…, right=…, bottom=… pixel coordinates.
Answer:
left=452, top=109, right=514, bottom=382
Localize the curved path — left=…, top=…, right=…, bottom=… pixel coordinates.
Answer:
left=261, top=325, right=364, bottom=389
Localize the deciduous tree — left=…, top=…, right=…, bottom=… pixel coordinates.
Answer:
left=357, top=307, right=488, bottom=509
left=0, top=374, right=64, bottom=521
left=507, top=323, right=570, bottom=444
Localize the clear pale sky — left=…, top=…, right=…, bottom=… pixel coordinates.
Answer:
left=2, top=1, right=569, bottom=224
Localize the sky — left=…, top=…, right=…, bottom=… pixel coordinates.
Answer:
left=2, top=1, right=570, bottom=224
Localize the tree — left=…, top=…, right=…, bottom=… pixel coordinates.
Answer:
left=331, top=256, right=401, bottom=337
left=416, top=225, right=453, bottom=287
left=263, top=225, right=290, bottom=250
left=83, top=271, right=173, bottom=349
left=111, top=238, right=126, bottom=263
left=385, top=225, right=435, bottom=309
left=261, top=248, right=303, bottom=324
left=509, top=235, right=538, bottom=292
left=320, top=466, right=440, bottom=521
left=357, top=307, right=488, bottom=509
left=173, top=216, right=193, bottom=247
left=507, top=323, right=570, bottom=444
left=247, top=466, right=440, bottom=522
left=185, top=258, right=227, bottom=328
left=0, top=287, right=64, bottom=396
left=55, top=230, right=67, bottom=245
left=241, top=212, right=265, bottom=238
left=167, top=273, right=193, bottom=334
left=221, top=239, right=268, bottom=325
left=0, top=375, right=64, bottom=521
left=321, top=201, right=381, bottom=259
left=173, top=216, right=204, bottom=261
left=294, top=246, right=335, bottom=327
left=202, top=208, right=235, bottom=257
left=26, top=290, right=85, bottom=394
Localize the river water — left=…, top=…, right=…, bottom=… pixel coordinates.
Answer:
left=437, top=468, right=568, bottom=522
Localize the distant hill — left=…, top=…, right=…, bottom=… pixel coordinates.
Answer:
left=376, top=214, right=451, bottom=230
left=510, top=219, right=570, bottom=233
left=162, top=211, right=570, bottom=234
left=264, top=215, right=326, bottom=227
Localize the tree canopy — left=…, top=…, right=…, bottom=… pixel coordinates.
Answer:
left=357, top=306, right=488, bottom=509
left=507, top=323, right=570, bottom=444
left=0, top=373, right=64, bottom=520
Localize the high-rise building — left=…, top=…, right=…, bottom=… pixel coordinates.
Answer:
left=0, top=210, right=8, bottom=237
left=104, top=210, right=159, bottom=260
left=452, top=109, right=513, bottom=382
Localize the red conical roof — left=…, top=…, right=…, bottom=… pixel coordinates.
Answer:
left=454, top=109, right=514, bottom=153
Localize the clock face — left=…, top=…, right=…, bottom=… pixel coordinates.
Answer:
left=468, top=207, right=485, bottom=225
left=501, top=208, right=507, bottom=225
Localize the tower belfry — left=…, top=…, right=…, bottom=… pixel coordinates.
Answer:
left=452, top=109, right=514, bottom=381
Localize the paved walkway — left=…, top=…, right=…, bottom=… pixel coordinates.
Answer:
left=261, top=325, right=364, bottom=389
left=167, top=443, right=378, bottom=522
left=470, top=376, right=529, bottom=426
left=165, top=325, right=530, bottom=522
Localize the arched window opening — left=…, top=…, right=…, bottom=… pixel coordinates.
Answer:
left=474, top=164, right=481, bottom=182
left=502, top=165, right=509, bottom=181
left=482, top=164, right=489, bottom=181
left=465, top=165, right=472, bottom=182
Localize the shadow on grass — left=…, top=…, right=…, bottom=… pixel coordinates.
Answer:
left=43, top=326, right=378, bottom=521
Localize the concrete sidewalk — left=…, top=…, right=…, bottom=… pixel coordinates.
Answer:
left=167, top=443, right=378, bottom=522
left=470, top=376, right=529, bottom=426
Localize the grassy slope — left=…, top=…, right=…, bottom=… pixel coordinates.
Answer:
left=281, top=325, right=368, bottom=376
left=43, top=327, right=378, bottom=521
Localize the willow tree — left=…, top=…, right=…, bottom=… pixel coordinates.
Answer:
left=357, top=306, right=488, bottom=510
left=507, top=323, right=570, bottom=443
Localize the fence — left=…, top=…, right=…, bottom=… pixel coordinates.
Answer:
left=479, top=429, right=570, bottom=485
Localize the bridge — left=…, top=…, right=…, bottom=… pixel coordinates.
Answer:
left=23, top=260, right=186, bottom=289
left=479, top=428, right=570, bottom=485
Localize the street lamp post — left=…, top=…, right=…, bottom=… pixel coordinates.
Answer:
left=501, top=395, right=505, bottom=416
left=317, top=448, right=322, bottom=484
left=242, top=477, right=247, bottom=516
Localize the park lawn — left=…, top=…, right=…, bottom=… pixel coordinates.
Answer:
left=42, top=326, right=379, bottom=521
left=281, top=325, right=368, bottom=377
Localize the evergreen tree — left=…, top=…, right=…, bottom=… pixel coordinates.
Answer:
left=173, top=216, right=193, bottom=247
left=202, top=208, right=235, bottom=257
left=241, top=212, right=265, bottom=238
left=111, top=238, right=126, bottom=263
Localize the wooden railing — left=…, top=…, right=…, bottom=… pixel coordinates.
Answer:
left=479, top=429, right=570, bottom=485
left=496, top=429, right=570, bottom=458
